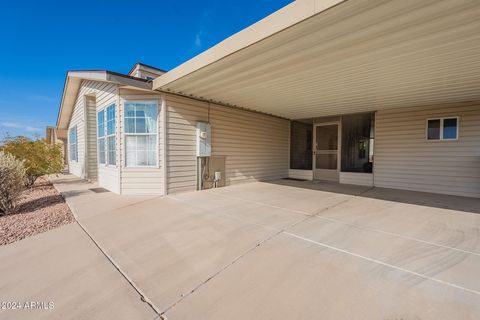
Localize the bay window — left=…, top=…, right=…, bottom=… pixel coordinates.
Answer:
left=124, top=101, right=158, bottom=167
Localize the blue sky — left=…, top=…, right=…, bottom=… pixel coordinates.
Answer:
left=0, top=0, right=292, bottom=139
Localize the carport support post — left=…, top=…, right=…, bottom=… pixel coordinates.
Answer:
left=197, top=157, right=203, bottom=190
left=161, top=93, right=167, bottom=196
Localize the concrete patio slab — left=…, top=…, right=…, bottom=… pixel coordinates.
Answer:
left=170, top=191, right=309, bottom=230
left=53, top=175, right=156, bottom=220
left=317, top=190, right=480, bottom=254
left=0, top=223, right=157, bottom=320
left=165, top=232, right=480, bottom=320
left=56, top=175, right=480, bottom=319
left=288, top=214, right=480, bottom=294
left=73, top=195, right=304, bottom=312
left=6, top=174, right=480, bottom=319
left=207, top=181, right=370, bottom=214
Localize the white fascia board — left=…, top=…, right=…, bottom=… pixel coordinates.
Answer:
left=67, top=71, right=109, bottom=81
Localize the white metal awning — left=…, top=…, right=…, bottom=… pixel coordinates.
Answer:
left=154, top=0, right=480, bottom=120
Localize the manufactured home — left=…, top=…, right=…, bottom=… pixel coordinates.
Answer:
left=56, top=0, right=480, bottom=198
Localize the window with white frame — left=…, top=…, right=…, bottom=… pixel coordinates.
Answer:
left=97, top=111, right=105, bottom=164
left=69, top=126, right=78, bottom=161
left=97, top=104, right=116, bottom=165
left=427, top=117, right=458, bottom=141
left=106, top=105, right=116, bottom=165
left=124, top=101, right=158, bottom=167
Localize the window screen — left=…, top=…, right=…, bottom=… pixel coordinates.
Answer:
left=341, top=113, right=374, bottom=173
left=290, top=121, right=312, bottom=170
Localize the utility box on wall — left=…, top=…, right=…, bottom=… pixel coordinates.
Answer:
left=196, top=122, right=211, bottom=157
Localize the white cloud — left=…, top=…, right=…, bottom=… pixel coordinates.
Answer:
left=26, top=126, right=42, bottom=132
left=1, top=122, right=42, bottom=132
left=29, top=95, right=56, bottom=102
left=1, top=122, right=22, bottom=128
left=194, top=31, right=203, bottom=48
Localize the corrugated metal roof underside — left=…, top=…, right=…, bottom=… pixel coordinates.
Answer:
left=158, top=0, right=480, bottom=120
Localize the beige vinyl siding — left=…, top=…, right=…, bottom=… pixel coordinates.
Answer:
left=67, top=80, right=119, bottom=193
left=374, top=103, right=480, bottom=198
left=166, top=96, right=207, bottom=193
left=85, top=97, right=98, bottom=181
left=210, top=104, right=289, bottom=184
left=67, top=94, right=85, bottom=178
left=166, top=94, right=290, bottom=194
left=119, top=90, right=164, bottom=195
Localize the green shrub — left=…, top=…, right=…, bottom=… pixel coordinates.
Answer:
left=0, top=151, right=26, bottom=215
left=1, top=137, right=64, bottom=187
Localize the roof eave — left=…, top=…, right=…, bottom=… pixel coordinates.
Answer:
left=56, top=70, right=152, bottom=129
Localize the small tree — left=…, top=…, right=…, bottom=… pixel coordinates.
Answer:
left=1, top=136, right=64, bottom=187
left=0, top=151, right=26, bottom=215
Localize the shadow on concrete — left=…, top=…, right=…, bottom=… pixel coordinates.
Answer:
left=13, top=195, right=65, bottom=216
left=50, top=175, right=102, bottom=199
left=267, top=179, right=480, bottom=214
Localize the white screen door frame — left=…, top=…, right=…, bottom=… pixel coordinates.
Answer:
left=313, top=121, right=341, bottom=181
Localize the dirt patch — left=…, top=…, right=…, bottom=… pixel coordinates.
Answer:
left=0, top=177, right=74, bottom=245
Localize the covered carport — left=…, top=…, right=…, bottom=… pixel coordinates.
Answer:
left=153, top=0, right=480, bottom=119
left=154, top=0, right=480, bottom=198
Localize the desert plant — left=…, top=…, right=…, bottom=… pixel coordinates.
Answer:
left=1, top=136, right=63, bottom=187
left=0, top=151, right=26, bottom=215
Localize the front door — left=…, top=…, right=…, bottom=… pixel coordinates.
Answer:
left=313, top=122, right=340, bottom=181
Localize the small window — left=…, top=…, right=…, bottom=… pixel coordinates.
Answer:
left=427, top=117, right=458, bottom=141
left=69, top=126, right=78, bottom=162
left=427, top=119, right=441, bottom=140
left=124, top=101, right=158, bottom=167
left=443, top=118, right=458, bottom=140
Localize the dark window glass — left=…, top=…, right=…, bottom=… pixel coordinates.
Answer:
left=341, top=113, right=374, bottom=173
left=443, top=118, right=457, bottom=140
left=427, top=119, right=441, bottom=140
left=290, top=121, right=312, bottom=170
left=315, top=124, right=338, bottom=150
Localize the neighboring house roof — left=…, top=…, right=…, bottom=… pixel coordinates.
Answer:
left=56, top=70, right=152, bottom=130
left=128, top=62, right=167, bottom=77
left=152, top=0, right=480, bottom=119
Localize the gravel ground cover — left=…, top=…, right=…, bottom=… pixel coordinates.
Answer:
left=0, top=177, right=74, bottom=245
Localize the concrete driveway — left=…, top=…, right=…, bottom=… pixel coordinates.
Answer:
left=2, top=175, right=480, bottom=319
